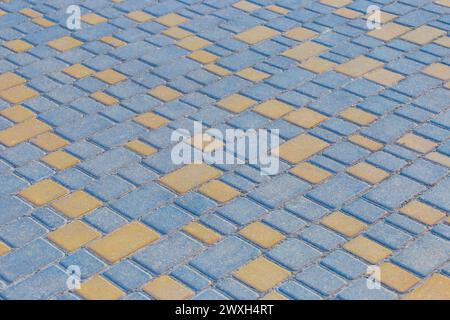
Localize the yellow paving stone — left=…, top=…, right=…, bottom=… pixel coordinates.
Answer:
left=148, top=85, right=181, bottom=102
left=320, top=0, right=352, bottom=7
left=95, top=69, right=127, bottom=84
left=261, top=291, right=289, bottom=300
left=0, top=9, right=5, bottom=17
left=335, top=56, right=384, bottom=77
left=400, top=201, right=446, bottom=225
left=100, top=36, right=126, bottom=48
left=41, top=150, right=80, bottom=170
left=343, top=236, right=392, bottom=264
left=276, top=134, right=329, bottom=164
left=0, top=105, right=34, bottom=123
left=346, top=162, right=389, bottom=184
left=425, top=152, right=450, bottom=167
left=51, top=191, right=102, bottom=219
left=300, top=57, right=337, bottom=73
left=48, top=220, right=100, bottom=252
left=182, top=222, right=221, bottom=245
left=235, top=26, right=279, bottom=44
left=378, top=262, right=420, bottom=293
left=126, top=11, right=153, bottom=23
left=334, top=8, right=363, bottom=19
left=283, top=27, right=317, bottom=41
left=3, top=39, right=33, bottom=53
left=89, top=221, right=160, bottom=263
left=290, top=162, right=333, bottom=184
left=19, top=179, right=68, bottom=206
left=233, top=0, right=261, bottom=12
left=404, top=274, right=450, bottom=300
left=90, top=91, right=118, bottom=106
left=124, top=140, right=157, bottom=156
left=339, top=107, right=377, bottom=125
left=397, top=133, right=438, bottom=153
left=283, top=108, right=328, bottom=128
left=77, top=276, right=125, bottom=300
left=177, top=36, right=211, bottom=51
left=0, top=118, right=51, bottom=147
left=0, top=85, right=38, bottom=104
left=0, top=241, right=10, bottom=256
left=160, top=163, right=222, bottom=193
left=266, top=5, right=290, bottom=14
left=134, top=112, right=169, bottom=129
left=63, top=64, right=95, bottom=79
left=81, top=13, right=107, bottom=25
left=144, top=275, right=195, bottom=300
left=198, top=180, right=241, bottom=203
left=239, top=222, right=284, bottom=249
left=216, top=94, right=256, bottom=113
left=321, top=212, right=367, bottom=237
left=204, top=63, right=231, bottom=76
left=236, top=67, right=270, bottom=82
left=0, top=72, right=26, bottom=91
left=19, top=8, right=42, bottom=18
left=163, top=26, right=193, bottom=39
left=434, top=36, right=450, bottom=47
left=422, top=63, right=450, bottom=81
left=187, top=50, right=218, bottom=64
left=32, top=17, right=54, bottom=27
left=283, top=41, right=328, bottom=61
left=155, top=13, right=188, bottom=27
left=367, top=23, right=410, bottom=41
left=348, top=134, right=383, bottom=151
left=187, top=133, right=224, bottom=153
left=253, top=100, right=294, bottom=119
left=47, top=36, right=83, bottom=52
left=364, top=68, right=405, bottom=86
left=401, top=25, right=446, bottom=45
left=234, top=257, right=291, bottom=292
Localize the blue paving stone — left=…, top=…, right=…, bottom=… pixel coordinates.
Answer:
left=249, top=174, right=310, bottom=209
left=401, top=159, right=447, bottom=186
left=386, top=213, right=427, bottom=236
left=365, top=222, right=412, bottom=250
left=171, top=265, right=211, bottom=291
left=420, top=177, right=450, bottom=212
left=285, top=196, right=330, bottom=221
left=320, top=250, right=367, bottom=280
left=0, top=196, right=31, bottom=225
left=111, top=182, right=175, bottom=219
left=83, top=207, right=127, bottom=234
left=0, top=217, right=46, bottom=248
left=216, top=278, right=259, bottom=300
left=268, top=238, right=321, bottom=271
left=142, top=205, right=192, bottom=234
left=60, top=249, right=106, bottom=280
left=307, top=173, right=369, bottom=209
left=85, top=175, right=134, bottom=202
left=342, top=198, right=387, bottom=224
left=1, top=266, right=67, bottom=300
left=362, top=114, right=414, bottom=143
left=279, top=281, right=321, bottom=300
left=175, top=192, right=216, bottom=216
left=32, top=208, right=65, bottom=231
left=0, top=239, right=63, bottom=282
left=217, top=197, right=267, bottom=226
left=296, top=266, right=346, bottom=296
left=337, top=278, right=397, bottom=300
left=263, top=210, right=307, bottom=235
left=190, top=236, right=259, bottom=280
left=103, top=260, right=151, bottom=292
left=392, top=233, right=450, bottom=277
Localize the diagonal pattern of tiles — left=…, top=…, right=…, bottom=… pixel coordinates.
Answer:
left=0, top=0, right=449, bottom=300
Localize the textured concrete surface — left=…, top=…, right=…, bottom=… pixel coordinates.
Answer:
left=0, top=0, right=449, bottom=300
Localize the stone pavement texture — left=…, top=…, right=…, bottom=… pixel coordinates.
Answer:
left=0, top=0, right=449, bottom=300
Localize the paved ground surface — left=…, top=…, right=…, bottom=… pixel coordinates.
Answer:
left=0, top=0, right=449, bottom=300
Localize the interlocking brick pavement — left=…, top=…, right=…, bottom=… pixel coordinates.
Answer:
left=0, top=0, right=449, bottom=300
